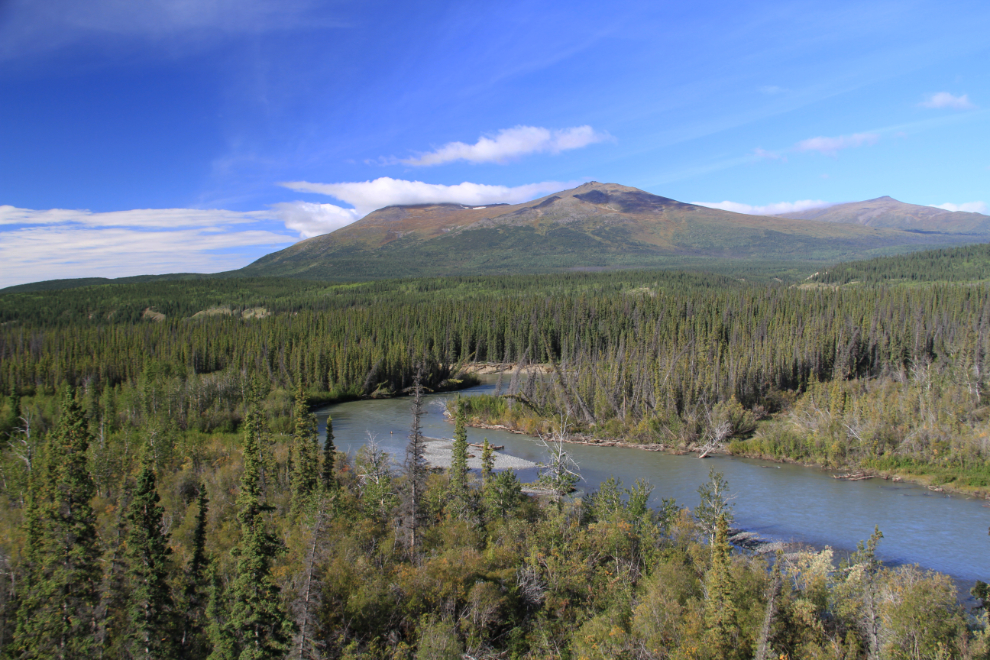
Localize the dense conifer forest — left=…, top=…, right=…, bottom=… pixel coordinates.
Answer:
left=0, top=246, right=988, bottom=658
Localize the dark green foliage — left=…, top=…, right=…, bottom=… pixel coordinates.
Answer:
left=205, top=562, right=236, bottom=660
left=124, top=451, right=178, bottom=659
left=0, top=387, right=19, bottom=441
left=290, top=385, right=319, bottom=518
left=814, top=241, right=990, bottom=285
left=447, top=400, right=470, bottom=519
left=0, top=256, right=988, bottom=658
left=704, top=514, right=740, bottom=659
left=227, top=404, right=294, bottom=659
left=320, top=415, right=336, bottom=492
left=182, top=486, right=211, bottom=659
left=480, top=438, right=494, bottom=487
left=402, top=374, right=428, bottom=551
left=482, top=469, right=523, bottom=520
left=11, top=390, right=101, bottom=659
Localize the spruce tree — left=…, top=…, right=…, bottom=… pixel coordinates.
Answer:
left=321, top=414, right=337, bottom=492
left=402, top=372, right=428, bottom=551
left=447, top=399, right=470, bottom=518
left=481, top=438, right=494, bottom=487
left=290, top=384, right=320, bottom=518
left=0, top=385, right=19, bottom=441
left=205, top=562, right=236, bottom=660
left=11, top=388, right=101, bottom=660
left=124, top=450, right=178, bottom=660
left=703, top=513, right=739, bottom=659
left=227, top=402, right=294, bottom=659
left=183, top=486, right=211, bottom=659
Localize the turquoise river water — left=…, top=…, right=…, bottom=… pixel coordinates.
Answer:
left=316, top=376, right=989, bottom=584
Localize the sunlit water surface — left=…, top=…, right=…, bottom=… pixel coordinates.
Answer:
left=316, top=376, right=990, bottom=584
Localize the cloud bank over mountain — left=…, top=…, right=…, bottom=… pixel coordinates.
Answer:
left=277, top=177, right=577, bottom=236
left=693, top=199, right=831, bottom=216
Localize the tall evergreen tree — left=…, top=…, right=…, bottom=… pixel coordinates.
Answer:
left=205, top=562, right=236, bottom=660
left=124, top=450, right=178, bottom=660
left=0, top=385, right=19, bottom=441
left=227, top=402, right=294, bottom=659
left=290, top=384, right=319, bottom=518
left=480, top=438, right=494, bottom=487
left=704, top=513, right=739, bottom=659
left=182, top=486, right=211, bottom=659
left=320, top=415, right=337, bottom=492
left=402, top=372, right=428, bottom=551
left=11, top=388, right=102, bottom=660
left=447, top=399, right=470, bottom=519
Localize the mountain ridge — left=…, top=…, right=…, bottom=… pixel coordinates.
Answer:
left=241, top=182, right=984, bottom=281
left=774, top=195, right=990, bottom=233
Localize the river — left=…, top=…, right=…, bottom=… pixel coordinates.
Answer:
left=316, top=375, right=990, bottom=584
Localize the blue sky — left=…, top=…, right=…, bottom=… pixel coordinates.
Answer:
left=1, top=0, right=988, bottom=286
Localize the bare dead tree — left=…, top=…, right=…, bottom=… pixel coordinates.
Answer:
left=294, top=496, right=330, bottom=660
left=754, top=551, right=784, bottom=660
left=536, top=422, right=582, bottom=503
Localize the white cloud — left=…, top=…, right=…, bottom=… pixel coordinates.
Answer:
left=269, top=202, right=361, bottom=238
left=753, top=147, right=785, bottom=161
left=0, top=205, right=270, bottom=228
left=935, top=201, right=988, bottom=214
left=0, top=206, right=295, bottom=288
left=920, top=92, right=975, bottom=110
left=693, top=199, right=832, bottom=216
left=795, top=133, right=879, bottom=156
left=398, top=125, right=610, bottom=166
left=279, top=177, right=574, bottom=217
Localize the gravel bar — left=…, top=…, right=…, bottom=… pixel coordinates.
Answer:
left=423, top=439, right=536, bottom=470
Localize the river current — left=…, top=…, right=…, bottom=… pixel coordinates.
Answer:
left=316, top=376, right=989, bottom=583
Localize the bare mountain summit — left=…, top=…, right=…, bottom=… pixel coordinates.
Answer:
left=775, top=196, right=990, bottom=234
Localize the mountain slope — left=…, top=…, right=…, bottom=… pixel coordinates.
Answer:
left=241, top=183, right=982, bottom=281
left=774, top=196, right=990, bottom=234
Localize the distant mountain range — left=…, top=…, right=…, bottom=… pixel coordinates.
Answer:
left=240, top=182, right=988, bottom=281
left=5, top=184, right=989, bottom=293
left=774, top=196, right=990, bottom=234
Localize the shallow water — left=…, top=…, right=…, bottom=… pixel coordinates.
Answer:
left=316, top=376, right=990, bottom=583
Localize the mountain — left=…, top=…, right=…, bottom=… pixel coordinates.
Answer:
left=240, top=182, right=982, bottom=281
left=774, top=196, right=990, bottom=234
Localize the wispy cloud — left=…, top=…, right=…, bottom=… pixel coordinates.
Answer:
left=0, top=0, right=335, bottom=60
left=693, top=199, right=831, bottom=216
left=0, top=205, right=270, bottom=228
left=795, top=133, right=879, bottom=156
left=0, top=206, right=294, bottom=288
left=753, top=147, right=786, bottom=161
left=396, top=126, right=610, bottom=166
left=920, top=92, right=975, bottom=110
left=279, top=177, right=574, bottom=218
left=935, top=201, right=987, bottom=214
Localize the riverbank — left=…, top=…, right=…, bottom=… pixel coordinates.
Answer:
left=463, top=362, right=552, bottom=375
left=305, top=371, right=481, bottom=409
left=456, top=411, right=990, bottom=501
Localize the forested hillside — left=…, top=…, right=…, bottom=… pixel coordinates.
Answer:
left=812, top=241, right=990, bottom=285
